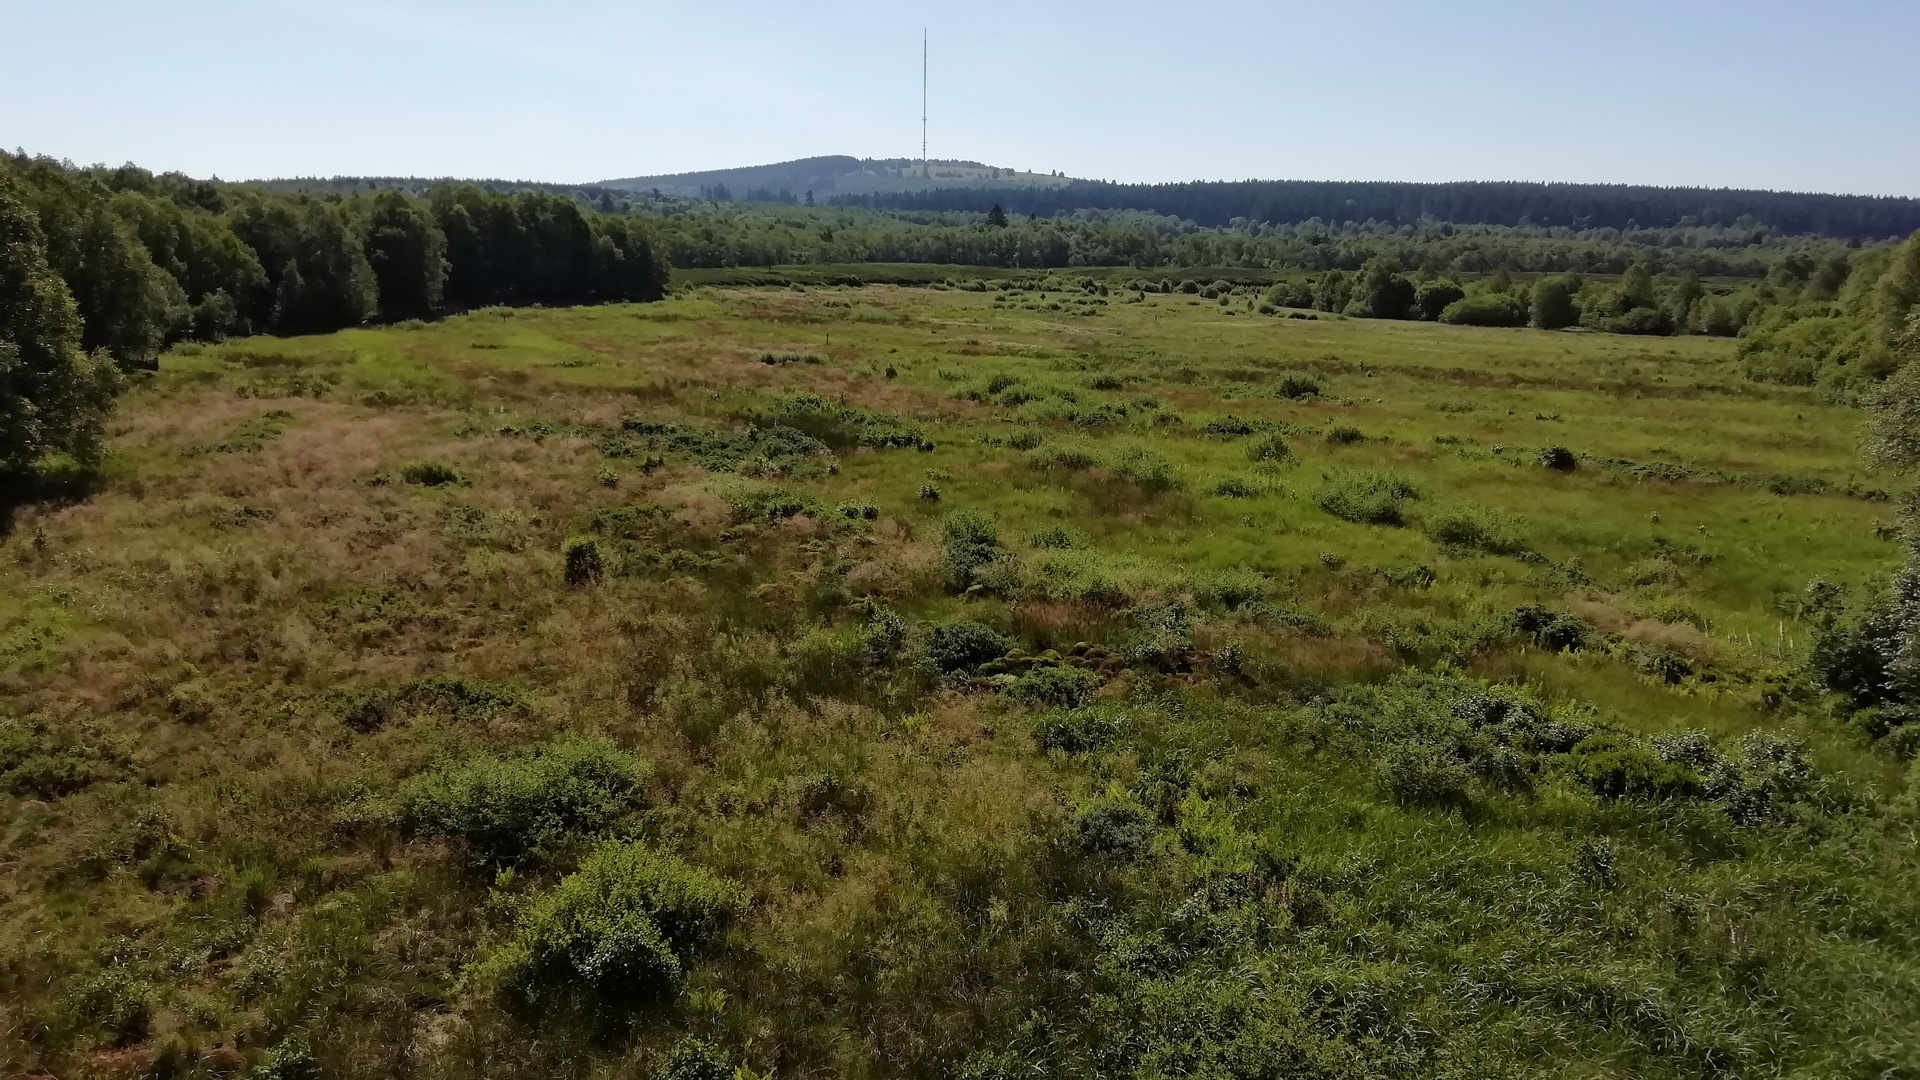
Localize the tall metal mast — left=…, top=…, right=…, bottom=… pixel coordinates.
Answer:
left=921, top=30, right=928, bottom=169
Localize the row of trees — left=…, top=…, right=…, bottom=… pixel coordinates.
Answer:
left=1285, top=258, right=1760, bottom=336
left=0, top=155, right=670, bottom=365
left=0, top=155, right=669, bottom=472
left=646, top=202, right=1859, bottom=279
left=840, top=178, right=1920, bottom=241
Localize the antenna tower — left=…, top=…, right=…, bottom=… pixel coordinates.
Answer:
left=921, top=30, right=928, bottom=169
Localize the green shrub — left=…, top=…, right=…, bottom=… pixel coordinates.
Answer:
left=1032, top=708, right=1126, bottom=753
left=342, top=675, right=528, bottom=732
left=1439, top=293, right=1527, bottom=327
left=1245, top=432, right=1293, bottom=463
left=562, top=536, right=604, bottom=587
left=1070, top=801, right=1153, bottom=860
left=401, top=460, right=466, bottom=486
left=64, top=968, right=154, bottom=1045
left=1006, top=429, right=1046, bottom=451
left=1025, top=440, right=1101, bottom=471
left=1315, top=470, right=1419, bottom=525
left=477, top=840, right=745, bottom=1003
left=1111, top=446, right=1181, bottom=493
left=942, top=510, right=1006, bottom=592
left=1325, top=424, right=1365, bottom=445
left=1210, top=476, right=1262, bottom=498
left=927, top=620, right=1013, bottom=673
left=1005, top=666, right=1099, bottom=708
left=1423, top=503, right=1525, bottom=555
left=1275, top=374, right=1321, bottom=399
left=1026, top=524, right=1080, bottom=549
left=1508, top=605, right=1590, bottom=651
left=401, top=737, right=650, bottom=863
left=1537, top=445, right=1578, bottom=471
left=1375, top=743, right=1472, bottom=808
left=653, top=1038, right=733, bottom=1080
left=0, top=724, right=107, bottom=797
left=1566, top=735, right=1702, bottom=800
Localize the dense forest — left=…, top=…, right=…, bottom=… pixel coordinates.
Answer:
left=842, top=178, right=1920, bottom=241
left=0, top=154, right=669, bottom=369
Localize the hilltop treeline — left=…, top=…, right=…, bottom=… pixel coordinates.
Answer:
left=0, top=154, right=668, bottom=369
left=839, top=178, right=1920, bottom=241
left=650, top=204, right=1859, bottom=279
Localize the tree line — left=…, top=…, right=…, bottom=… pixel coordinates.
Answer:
left=837, top=178, right=1920, bottom=241
left=0, top=154, right=668, bottom=472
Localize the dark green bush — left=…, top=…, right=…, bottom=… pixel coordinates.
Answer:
left=1538, top=445, right=1578, bottom=471
left=401, top=737, right=650, bottom=863
left=1245, top=432, right=1292, bottom=463
left=1032, top=708, right=1126, bottom=753
left=1315, top=470, right=1419, bottom=525
left=1070, top=801, right=1153, bottom=860
left=343, top=675, right=527, bottom=732
left=653, top=1038, right=733, bottom=1080
left=1415, top=281, right=1466, bottom=321
left=1275, top=375, right=1321, bottom=399
left=1508, top=605, right=1590, bottom=651
left=477, top=840, right=745, bottom=1002
left=1111, top=446, right=1180, bottom=493
left=927, top=620, right=1013, bottom=673
left=1325, top=424, right=1365, bottom=445
left=64, top=968, right=154, bottom=1045
left=941, top=510, right=1005, bottom=591
left=1375, top=743, right=1472, bottom=807
left=400, top=460, right=466, bottom=486
left=562, top=535, right=604, bottom=587
left=1439, top=293, right=1527, bottom=327
left=1005, top=666, right=1099, bottom=709
left=0, top=724, right=107, bottom=797
left=1566, top=735, right=1702, bottom=800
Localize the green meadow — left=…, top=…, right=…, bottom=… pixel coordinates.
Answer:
left=3, top=278, right=1916, bottom=1079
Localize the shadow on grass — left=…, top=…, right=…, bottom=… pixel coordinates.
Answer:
left=0, top=462, right=103, bottom=535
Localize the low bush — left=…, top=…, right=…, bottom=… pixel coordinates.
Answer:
left=942, top=510, right=1007, bottom=592
left=400, top=460, right=466, bottom=487
left=1069, top=801, right=1153, bottom=860
left=1423, top=503, right=1525, bottom=555
left=927, top=620, right=1013, bottom=673
left=563, top=536, right=604, bottom=586
left=401, top=737, right=650, bottom=863
left=1004, top=666, right=1100, bottom=709
left=1025, top=441, right=1101, bottom=471
left=1111, top=446, right=1181, bottom=493
left=475, top=840, right=745, bottom=1003
left=1245, top=432, right=1292, bottom=464
left=653, top=1038, right=734, bottom=1080
left=1325, top=424, right=1365, bottom=444
left=1439, top=293, right=1527, bottom=327
left=1537, top=445, right=1578, bottom=471
left=1376, top=743, right=1472, bottom=808
left=1566, top=735, right=1702, bottom=800
left=1275, top=375, right=1321, bottom=399
left=1032, top=708, right=1127, bottom=753
left=1315, top=470, right=1419, bottom=525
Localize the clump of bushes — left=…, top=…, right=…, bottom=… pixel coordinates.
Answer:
left=1439, top=293, right=1527, bottom=327
left=1315, top=470, right=1419, bottom=525
left=927, top=620, right=1013, bottom=673
left=1508, top=605, right=1591, bottom=651
left=1004, top=665, right=1100, bottom=708
left=1275, top=375, right=1321, bottom=399
left=1565, top=735, right=1702, bottom=800
left=941, top=511, right=1007, bottom=592
left=1325, top=424, right=1365, bottom=445
left=1376, top=742, right=1473, bottom=808
left=1538, top=445, right=1578, bottom=471
left=1032, top=708, right=1126, bottom=753
left=401, top=737, right=650, bottom=863
left=1025, top=440, right=1101, bottom=472
left=1245, top=432, right=1292, bottom=464
left=562, top=536, right=604, bottom=586
left=1111, top=446, right=1181, bottom=493
left=473, top=840, right=745, bottom=1003
left=1069, top=801, right=1153, bottom=860
left=1424, top=503, right=1526, bottom=556
left=400, top=460, right=467, bottom=487
left=343, top=675, right=528, bottom=732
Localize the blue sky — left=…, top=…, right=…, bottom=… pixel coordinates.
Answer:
left=5, top=0, right=1916, bottom=195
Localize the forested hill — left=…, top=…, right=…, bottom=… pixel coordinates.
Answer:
left=841, top=179, right=1920, bottom=241
left=602, top=156, right=1069, bottom=200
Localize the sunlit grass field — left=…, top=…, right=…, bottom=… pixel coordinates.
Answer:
left=2, top=279, right=1914, bottom=1080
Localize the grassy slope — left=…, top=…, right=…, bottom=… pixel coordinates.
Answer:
left=1, top=283, right=1915, bottom=1079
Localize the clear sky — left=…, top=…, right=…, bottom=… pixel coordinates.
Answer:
left=5, top=0, right=1916, bottom=195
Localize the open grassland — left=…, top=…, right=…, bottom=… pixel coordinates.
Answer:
left=2, top=281, right=1916, bottom=1080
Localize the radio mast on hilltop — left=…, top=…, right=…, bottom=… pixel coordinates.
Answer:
left=921, top=30, right=928, bottom=173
